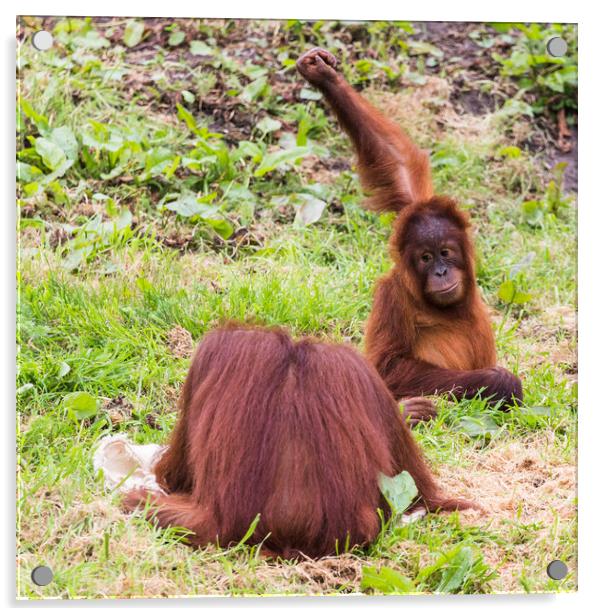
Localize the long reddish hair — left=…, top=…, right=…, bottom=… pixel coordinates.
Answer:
left=124, top=324, right=470, bottom=558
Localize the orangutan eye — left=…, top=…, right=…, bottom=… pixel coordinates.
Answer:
left=421, top=253, right=432, bottom=263
left=440, top=248, right=450, bottom=257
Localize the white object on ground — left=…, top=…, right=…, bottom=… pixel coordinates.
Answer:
left=401, top=508, right=427, bottom=524
left=93, top=435, right=167, bottom=494
left=93, top=435, right=428, bottom=525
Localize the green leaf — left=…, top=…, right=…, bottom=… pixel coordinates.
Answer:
left=62, top=247, right=87, bottom=271
left=527, top=405, right=551, bottom=416
left=253, top=146, right=310, bottom=177
left=293, top=193, right=327, bottom=226
left=43, top=159, right=74, bottom=182
left=361, top=566, right=416, bottom=594
left=73, top=30, right=109, bottom=49
left=355, top=58, right=375, bottom=75
left=256, top=117, right=282, bottom=134
left=303, top=182, right=331, bottom=201
left=109, top=208, right=133, bottom=233
left=499, top=99, right=534, bottom=118
left=431, top=146, right=461, bottom=169
left=223, top=183, right=255, bottom=203
left=34, top=138, right=66, bottom=171
left=19, top=99, right=49, bottom=132
left=168, top=30, right=186, bottom=46
left=277, top=132, right=297, bottom=150
left=407, top=40, right=444, bottom=58
left=497, top=279, right=515, bottom=303
left=50, top=126, right=79, bottom=160
left=296, top=117, right=311, bottom=146
left=144, top=146, right=176, bottom=175
left=497, top=145, right=522, bottom=159
left=57, top=361, right=71, bottom=378
left=176, top=103, right=200, bottom=135
left=379, top=470, right=418, bottom=515
left=233, top=141, right=264, bottom=162
left=206, top=218, right=234, bottom=240
left=240, top=63, right=268, bottom=80
left=48, top=180, right=68, bottom=206
left=455, top=415, right=501, bottom=438
left=488, top=22, right=521, bottom=33
left=522, top=200, right=545, bottom=227
left=123, top=20, right=144, bottom=48
left=17, top=383, right=35, bottom=396
left=164, top=193, right=217, bottom=218
left=181, top=90, right=195, bottom=104
left=241, top=76, right=269, bottom=103
left=17, top=162, right=42, bottom=183
left=190, top=40, right=214, bottom=56
left=497, top=279, right=532, bottom=305
left=63, top=391, right=99, bottom=420
left=437, top=546, right=474, bottom=593
left=299, top=87, right=322, bottom=101
left=23, top=182, right=40, bottom=197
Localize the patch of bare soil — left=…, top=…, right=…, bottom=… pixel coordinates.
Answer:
left=413, top=22, right=577, bottom=193
left=415, top=22, right=507, bottom=113
left=103, top=395, right=134, bottom=426
left=550, top=126, right=578, bottom=193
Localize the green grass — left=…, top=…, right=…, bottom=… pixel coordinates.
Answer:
left=17, top=17, right=577, bottom=597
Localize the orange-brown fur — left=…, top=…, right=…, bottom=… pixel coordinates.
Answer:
left=296, top=48, right=521, bottom=412
left=123, top=324, right=472, bottom=558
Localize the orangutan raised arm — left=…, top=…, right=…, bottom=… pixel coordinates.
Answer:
left=297, top=48, right=523, bottom=421
left=296, top=47, right=433, bottom=212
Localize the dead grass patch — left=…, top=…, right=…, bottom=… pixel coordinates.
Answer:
left=515, top=305, right=577, bottom=379
left=438, top=432, right=576, bottom=591
left=364, top=77, right=499, bottom=149
left=299, top=155, right=345, bottom=186
left=18, top=427, right=575, bottom=597
left=442, top=432, right=575, bottom=521
left=166, top=325, right=194, bottom=358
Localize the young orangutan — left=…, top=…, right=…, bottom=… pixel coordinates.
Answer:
left=123, top=324, right=472, bottom=558
left=296, top=48, right=522, bottom=424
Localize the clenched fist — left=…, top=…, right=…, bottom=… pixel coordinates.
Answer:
left=296, top=47, right=339, bottom=87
